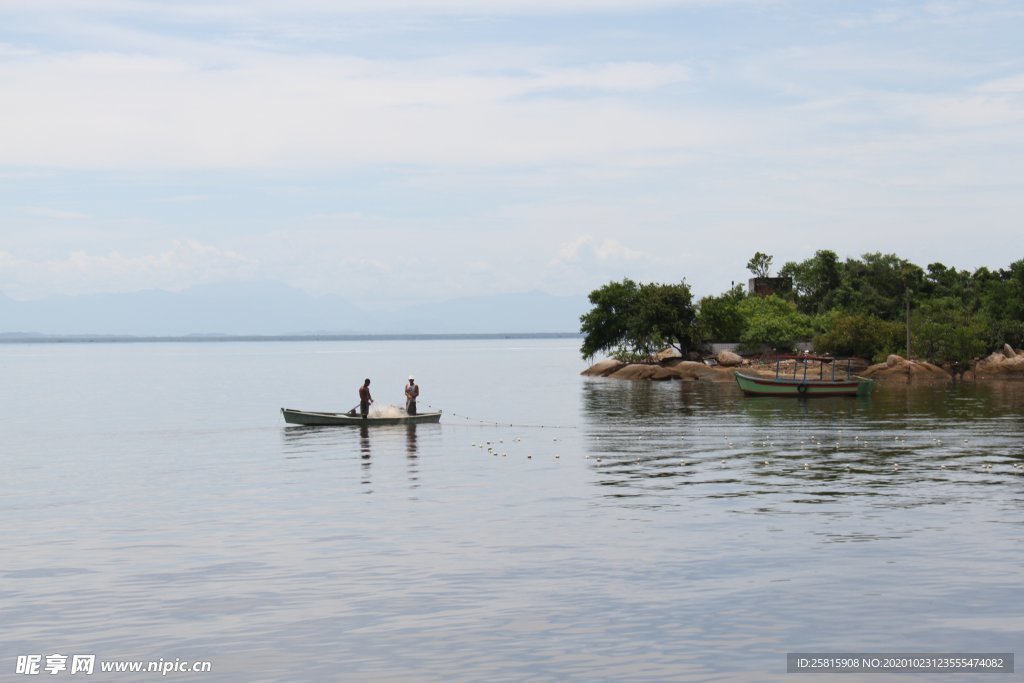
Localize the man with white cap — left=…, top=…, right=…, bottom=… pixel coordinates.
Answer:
left=404, top=375, right=420, bottom=415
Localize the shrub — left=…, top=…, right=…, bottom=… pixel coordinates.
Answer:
left=814, top=311, right=903, bottom=360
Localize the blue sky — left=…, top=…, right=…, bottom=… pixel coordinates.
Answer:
left=1, top=0, right=1022, bottom=308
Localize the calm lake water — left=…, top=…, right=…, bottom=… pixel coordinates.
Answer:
left=2, top=339, right=1022, bottom=682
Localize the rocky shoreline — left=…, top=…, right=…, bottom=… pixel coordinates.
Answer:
left=581, top=345, right=1024, bottom=382
left=580, top=357, right=738, bottom=382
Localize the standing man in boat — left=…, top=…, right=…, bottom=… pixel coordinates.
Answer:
left=405, top=375, right=419, bottom=415
left=359, top=378, right=373, bottom=419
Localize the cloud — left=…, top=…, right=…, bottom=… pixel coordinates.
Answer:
left=553, top=235, right=648, bottom=265
left=1, top=0, right=1021, bottom=308
left=537, top=233, right=712, bottom=297
left=916, top=94, right=1024, bottom=129
left=155, top=194, right=212, bottom=204
left=530, top=62, right=690, bottom=92
left=21, top=207, right=90, bottom=220
left=0, top=0, right=754, bottom=20
left=9, top=0, right=1009, bottom=178
left=977, top=73, right=1024, bottom=94
left=0, top=241, right=258, bottom=299
left=0, top=48, right=711, bottom=169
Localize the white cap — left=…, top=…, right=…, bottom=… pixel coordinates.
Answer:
left=409, top=375, right=415, bottom=380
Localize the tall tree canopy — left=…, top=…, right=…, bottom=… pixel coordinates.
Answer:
left=834, top=252, right=924, bottom=320
left=736, top=295, right=813, bottom=353
left=580, top=279, right=697, bottom=359
left=580, top=253, right=1024, bottom=366
left=696, top=284, right=747, bottom=343
left=778, top=249, right=842, bottom=315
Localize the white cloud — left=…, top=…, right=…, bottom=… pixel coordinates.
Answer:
left=0, top=48, right=711, bottom=169
left=0, top=0, right=1021, bottom=308
left=976, top=73, right=1024, bottom=94
left=21, top=207, right=90, bottom=220
left=553, top=235, right=648, bottom=265
left=532, top=62, right=690, bottom=92
left=540, top=235, right=664, bottom=294
left=0, top=0, right=755, bottom=19
left=917, top=94, right=1024, bottom=128
left=155, top=194, right=212, bottom=204
left=0, top=241, right=258, bottom=299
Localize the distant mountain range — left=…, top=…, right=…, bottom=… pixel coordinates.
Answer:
left=0, top=283, right=589, bottom=336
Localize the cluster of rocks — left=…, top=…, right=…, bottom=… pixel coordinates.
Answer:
left=580, top=358, right=733, bottom=381
left=860, top=354, right=951, bottom=380
left=973, top=344, right=1024, bottom=377
left=583, top=345, right=1024, bottom=382
left=580, top=349, right=765, bottom=382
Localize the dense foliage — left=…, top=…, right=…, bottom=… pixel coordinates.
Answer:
left=580, top=252, right=1024, bottom=368
left=781, top=252, right=1024, bottom=365
left=695, top=285, right=746, bottom=343
left=736, top=295, right=813, bottom=353
left=812, top=311, right=903, bottom=361
left=579, top=279, right=697, bottom=360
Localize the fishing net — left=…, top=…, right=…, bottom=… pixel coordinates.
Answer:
left=368, top=403, right=408, bottom=418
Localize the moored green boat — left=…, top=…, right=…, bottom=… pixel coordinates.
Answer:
left=734, top=355, right=873, bottom=397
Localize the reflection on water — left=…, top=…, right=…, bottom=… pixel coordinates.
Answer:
left=281, top=423, right=434, bottom=456
left=406, top=424, right=418, bottom=458
left=580, top=379, right=1024, bottom=511
left=282, top=423, right=433, bottom=493
left=406, top=425, right=419, bottom=489
left=5, top=337, right=1023, bottom=683
left=359, top=424, right=371, bottom=458
left=359, top=425, right=372, bottom=489
left=563, top=379, right=1023, bottom=679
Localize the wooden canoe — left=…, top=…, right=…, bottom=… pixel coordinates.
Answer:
left=281, top=408, right=442, bottom=426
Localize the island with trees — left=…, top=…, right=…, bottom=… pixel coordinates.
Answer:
left=580, top=251, right=1024, bottom=382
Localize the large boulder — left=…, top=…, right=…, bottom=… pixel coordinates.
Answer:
left=656, top=347, right=682, bottom=361
left=974, top=350, right=1024, bottom=377
left=582, top=359, right=728, bottom=381
left=1003, top=343, right=1018, bottom=359
left=607, top=364, right=679, bottom=381
left=671, top=361, right=721, bottom=381
left=716, top=350, right=744, bottom=367
left=580, top=359, right=627, bottom=377
left=864, top=355, right=950, bottom=380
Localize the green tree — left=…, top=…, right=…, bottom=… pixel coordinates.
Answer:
left=923, top=262, right=972, bottom=302
left=833, top=253, right=924, bottom=321
left=581, top=253, right=1022, bottom=365
left=746, top=251, right=773, bottom=278
left=696, top=284, right=747, bottom=342
left=579, top=279, right=697, bottom=359
left=911, top=298, right=989, bottom=369
left=778, top=249, right=842, bottom=315
left=813, top=311, right=902, bottom=362
left=579, top=278, right=641, bottom=359
left=975, top=260, right=1024, bottom=347
left=737, top=295, right=813, bottom=353
left=635, top=281, right=699, bottom=355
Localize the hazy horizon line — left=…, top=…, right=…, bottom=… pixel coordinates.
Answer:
left=0, top=331, right=582, bottom=344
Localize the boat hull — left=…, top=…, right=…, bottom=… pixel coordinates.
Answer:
left=734, top=372, right=872, bottom=397
left=281, top=408, right=442, bottom=426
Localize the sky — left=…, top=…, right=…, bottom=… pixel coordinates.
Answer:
left=1, top=0, right=1022, bottom=308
